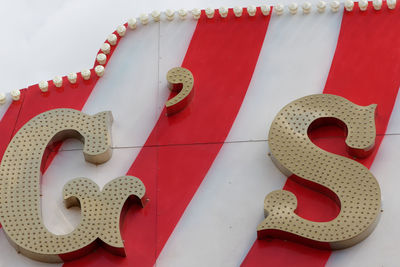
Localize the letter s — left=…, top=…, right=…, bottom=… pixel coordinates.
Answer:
left=258, top=94, right=381, bottom=249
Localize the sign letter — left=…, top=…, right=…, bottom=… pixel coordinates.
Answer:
left=259, top=94, right=381, bottom=249
left=0, top=109, right=146, bottom=262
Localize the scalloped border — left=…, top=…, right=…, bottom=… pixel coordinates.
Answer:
left=0, top=0, right=395, bottom=104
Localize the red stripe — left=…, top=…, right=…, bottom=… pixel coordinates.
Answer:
left=64, top=8, right=271, bottom=266
left=242, top=4, right=400, bottom=267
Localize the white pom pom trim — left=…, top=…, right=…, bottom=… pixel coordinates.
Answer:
left=275, top=4, right=285, bottom=15
left=191, top=8, right=201, bottom=19
left=128, top=18, right=137, bottom=29
left=247, top=5, right=257, bottom=16
left=11, top=90, right=20, bottom=101
left=261, top=5, right=271, bottom=15
left=81, top=69, right=91, bottom=80
left=302, top=2, right=312, bottom=13
left=219, top=7, right=228, bottom=18
left=107, top=34, right=117, bottom=45
left=39, top=81, right=49, bottom=92
left=344, top=0, right=354, bottom=11
left=95, top=65, right=105, bottom=77
left=68, top=73, right=77, bottom=84
left=53, top=76, right=63, bottom=88
left=205, top=8, right=215, bottom=18
left=233, top=6, right=243, bottom=17
left=317, top=1, right=327, bottom=12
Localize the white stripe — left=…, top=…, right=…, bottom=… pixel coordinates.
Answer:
left=226, top=10, right=344, bottom=143
left=383, top=88, right=400, bottom=135
left=157, top=10, right=343, bottom=267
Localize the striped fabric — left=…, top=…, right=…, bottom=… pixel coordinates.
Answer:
left=0, top=5, right=399, bottom=267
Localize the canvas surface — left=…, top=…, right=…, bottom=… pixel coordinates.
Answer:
left=0, top=5, right=399, bottom=267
